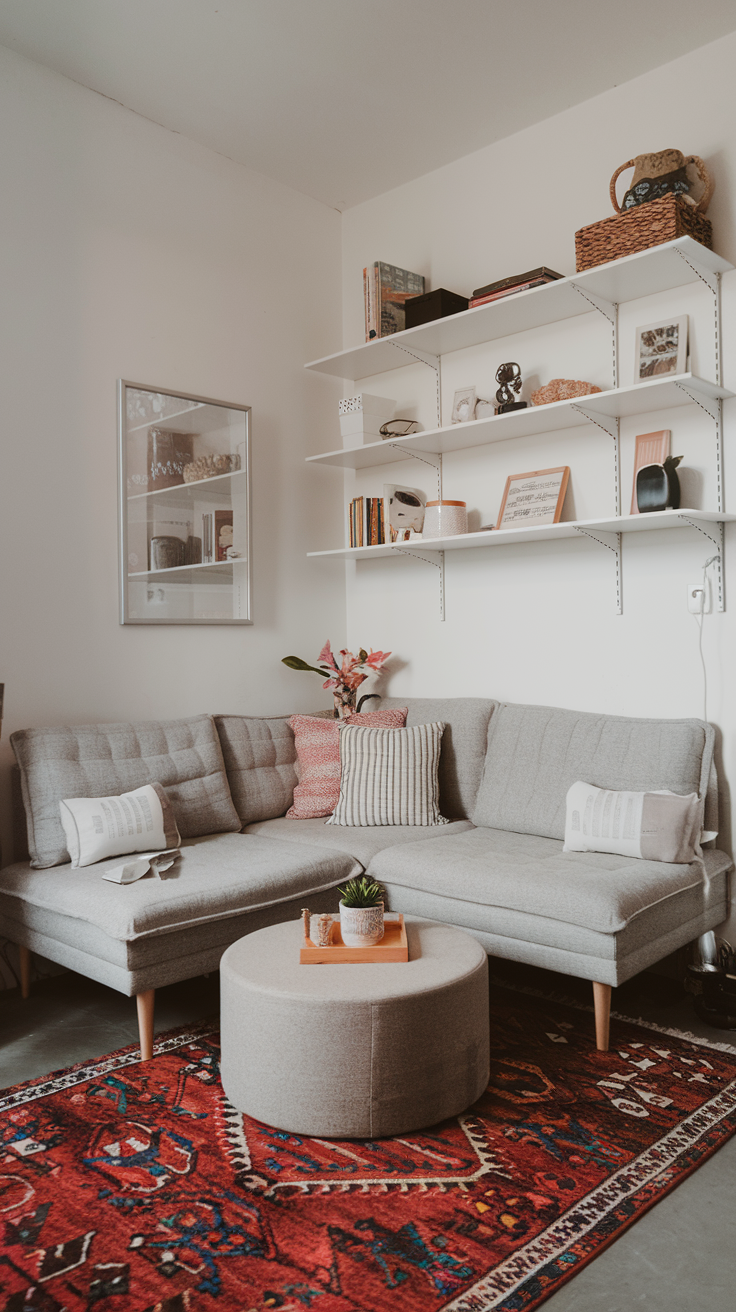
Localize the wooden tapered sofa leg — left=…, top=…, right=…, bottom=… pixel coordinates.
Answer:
left=136, top=989, right=155, bottom=1061
left=593, top=982, right=612, bottom=1051
left=19, top=945, right=31, bottom=999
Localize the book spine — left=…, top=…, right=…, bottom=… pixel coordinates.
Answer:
left=201, top=512, right=214, bottom=563
left=363, top=267, right=370, bottom=343
left=370, top=263, right=379, bottom=339
left=365, top=497, right=374, bottom=546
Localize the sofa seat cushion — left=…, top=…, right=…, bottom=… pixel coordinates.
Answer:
left=244, top=816, right=474, bottom=867
left=472, top=702, right=715, bottom=840
left=12, top=715, right=242, bottom=868
left=0, top=832, right=359, bottom=944
left=368, top=826, right=732, bottom=936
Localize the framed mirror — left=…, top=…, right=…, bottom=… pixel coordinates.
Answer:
left=118, top=381, right=251, bottom=625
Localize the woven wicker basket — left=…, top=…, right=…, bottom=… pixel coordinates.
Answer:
left=575, top=156, right=714, bottom=272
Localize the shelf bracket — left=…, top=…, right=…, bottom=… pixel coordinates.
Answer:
left=393, top=545, right=445, bottom=620
left=569, top=284, right=619, bottom=388
left=674, top=383, right=723, bottom=513
left=673, top=381, right=721, bottom=424
left=673, top=248, right=721, bottom=387
left=678, top=516, right=724, bottom=611
left=572, top=526, right=622, bottom=614
left=386, top=340, right=442, bottom=428
left=387, top=444, right=442, bottom=498
left=571, top=407, right=621, bottom=516
left=570, top=404, right=618, bottom=440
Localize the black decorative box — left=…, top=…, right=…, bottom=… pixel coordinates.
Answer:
left=404, top=288, right=469, bottom=330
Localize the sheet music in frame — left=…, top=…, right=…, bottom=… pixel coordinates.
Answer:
left=496, top=465, right=570, bottom=529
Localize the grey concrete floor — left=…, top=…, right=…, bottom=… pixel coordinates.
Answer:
left=1, top=961, right=734, bottom=1312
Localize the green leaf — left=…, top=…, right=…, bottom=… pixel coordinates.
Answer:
left=281, top=656, right=329, bottom=676
left=337, top=875, right=385, bottom=907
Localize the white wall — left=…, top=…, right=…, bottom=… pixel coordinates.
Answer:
left=0, top=46, right=346, bottom=869
left=338, top=32, right=736, bottom=940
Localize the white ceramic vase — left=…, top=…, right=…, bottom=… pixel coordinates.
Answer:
left=339, top=900, right=385, bottom=947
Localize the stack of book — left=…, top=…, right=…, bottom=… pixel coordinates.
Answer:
left=349, top=496, right=385, bottom=547
left=469, top=266, right=562, bottom=309
left=363, top=262, right=425, bottom=341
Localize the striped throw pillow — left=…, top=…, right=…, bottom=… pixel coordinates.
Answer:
left=327, top=722, right=449, bottom=827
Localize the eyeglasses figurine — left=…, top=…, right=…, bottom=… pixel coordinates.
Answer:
left=495, top=362, right=527, bottom=414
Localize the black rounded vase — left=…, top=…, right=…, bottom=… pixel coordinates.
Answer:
left=636, top=456, right=682, bottom=513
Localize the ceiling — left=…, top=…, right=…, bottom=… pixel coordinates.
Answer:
left=1, top=0, right=734, bottom=211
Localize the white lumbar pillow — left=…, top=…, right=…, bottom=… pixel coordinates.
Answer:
left=59, top=782, right=181, bottom=868
left=563, top=780, right=716, bottom=864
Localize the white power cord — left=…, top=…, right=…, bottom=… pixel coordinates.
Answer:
left=692, top=554, right=720, bottom=722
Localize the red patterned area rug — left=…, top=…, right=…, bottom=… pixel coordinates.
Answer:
left=1, top=988, right=735, bottom=1312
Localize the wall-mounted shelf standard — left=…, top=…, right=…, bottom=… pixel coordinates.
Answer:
left=306, top=374, right=733, bottom=469
left=306, top=237, right=733, bottom=381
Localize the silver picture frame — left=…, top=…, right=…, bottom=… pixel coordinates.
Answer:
left=118, top=380, right=252, bottom=625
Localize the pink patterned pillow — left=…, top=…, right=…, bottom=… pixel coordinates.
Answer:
left=287, top=708, right=408, bottom=819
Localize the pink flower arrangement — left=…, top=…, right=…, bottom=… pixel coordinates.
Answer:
left=282, top=641, right=391, bottom=718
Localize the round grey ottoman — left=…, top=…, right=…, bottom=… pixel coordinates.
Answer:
left=219, top=917, right=489, bottom=1139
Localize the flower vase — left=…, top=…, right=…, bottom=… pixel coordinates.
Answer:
left=333, top=689, right=357, bottom=719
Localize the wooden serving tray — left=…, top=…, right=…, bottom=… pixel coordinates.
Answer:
left=300, top=913, right=408, bottom=964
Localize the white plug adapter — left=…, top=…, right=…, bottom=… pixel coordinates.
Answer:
left=687, top=580, right=711, bottom=614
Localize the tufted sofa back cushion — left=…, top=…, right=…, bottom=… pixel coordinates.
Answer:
left=214, top=715, right=299, bottom=826
left=11, top=715, right=241, bottom=868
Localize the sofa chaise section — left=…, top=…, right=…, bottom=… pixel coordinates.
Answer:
left=0, top=832, right=360, bottom=1056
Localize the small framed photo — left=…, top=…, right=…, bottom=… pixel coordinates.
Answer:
left=451, top=386, right=477, bottom=424
left=383, top=483, right=426, bottom=541
left=496, top=466, right=570, bottom=530
left=634, top=315, right=688, bottom=382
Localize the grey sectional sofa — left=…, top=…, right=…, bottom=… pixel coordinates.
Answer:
left=0, top=698, right=730, bottom=1060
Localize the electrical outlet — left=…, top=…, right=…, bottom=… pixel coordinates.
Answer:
left=687, top=580, right=711, bottom=614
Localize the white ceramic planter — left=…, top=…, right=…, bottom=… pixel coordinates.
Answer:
left=339, top=900, right=385, bottom=947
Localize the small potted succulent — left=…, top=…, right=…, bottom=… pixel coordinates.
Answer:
left=338, top=876, right=385, bottom=947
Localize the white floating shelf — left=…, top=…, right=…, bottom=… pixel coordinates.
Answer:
left=308, top=509, right=736, bottom=560
left=306, top=238, right=733, bottom=380
left=306, top=374, right=732, bottom=470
